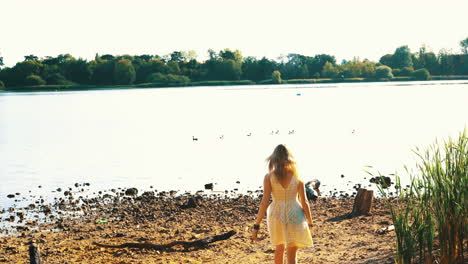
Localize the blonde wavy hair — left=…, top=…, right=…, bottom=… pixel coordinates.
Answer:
left=266, top=144, right=298, bottom=180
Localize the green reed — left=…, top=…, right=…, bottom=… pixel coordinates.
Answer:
left=369, top=130, right=467, bottom=264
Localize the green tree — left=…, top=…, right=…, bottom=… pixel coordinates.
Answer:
left=9, top=60, right=43, bottom=86
left=113, top=59, right=136, bottom=85
left=46, top=73, right=71, bottom=85
left=272, top=70, right=282, bottom=84
left=90, top=59, right=114, bottom=84
left=24, top=55, right=39, bottom=61
left=0, top=56, right=3, bottom=67
left=412, top=68, right=430, bottom=80
left=392, top=46, right=413, bottom=69
left=25, top=74, right=46, bottom=86
left=0, top=80, right=4, bottom=89
left=361, top=60, right=376, bottom=77
left=167, top=61, right=181, bottom=75
left=64, top=59, right=92, bottom=84
left=218, top=59, right=242, bottom=80
left=460, top=37, right=468, bottom=54
left=400, top=67, right=414, bottom=76
left=375, top=65, right=393, bottom=79
left=181, top=50, right=197, bottom=61
left=438, top=49, right=455, bottom=75
left=135, top=58, right=167, bottom=83
left=170, top=51, right=184, bottom=63
left=379, top=54, right=393, bottom=67
left=321, top=61, right=339, bottom=78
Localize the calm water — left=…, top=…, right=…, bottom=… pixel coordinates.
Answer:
left=1, top=81, right=468, bottom=209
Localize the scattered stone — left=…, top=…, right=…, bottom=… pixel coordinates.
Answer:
left=43, top=206, right=52, bottom=215
left=204, top=183, right=213, bottom=190
left=57, top=188, right=62, bottom=192
left=369, top=176, right=392, bottom=188
left=7, top=194, right=15, bottom=198
left=125, top=188, right=138, bottom=196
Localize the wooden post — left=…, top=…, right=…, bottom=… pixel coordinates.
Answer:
left=351, top=188, right=373, bottom=216
left=29, top=242, right=41, bottom=264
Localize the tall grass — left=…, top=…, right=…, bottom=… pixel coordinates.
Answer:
left=370, top=130, right=467, bottom=264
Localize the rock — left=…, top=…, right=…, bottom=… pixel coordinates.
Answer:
left=236, top=181, right=240, bottom=184
left=75, top=183, right=80, bottom=187
left=7, top=194, right=15, bottom=198
left=64, top=191, right=71, bottom=196
left=16, top=212, right=24, bottom=219
left=341, top=174, right=345, bottom=178
left=43, top=206, right=52, bottom=215
left=204, top=183, right=213, bottom=190
left=16, top=226, right=29, bottom=231
left=141, top=191, right=154, bottom=197
left=57, top=188, right=62, bottom=192
left=181, top=197, right=199, bottom=209
left=125, top=188, right=138, bottom=196
left=84, top=183, right=90, bottom=186
left=369, top=176, right=392, bottom=188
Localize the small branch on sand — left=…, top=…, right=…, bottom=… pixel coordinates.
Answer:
left=29, top=242, right=42, bottom=264
left=93, top=230, right=236, bottom=251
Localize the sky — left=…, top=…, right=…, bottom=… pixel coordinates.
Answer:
left=1, top=0, right=467, bottom=66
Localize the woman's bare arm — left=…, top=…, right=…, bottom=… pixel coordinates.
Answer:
left=254, top=174, right=272, bottom=225
left=298, top=180, right=313, bottom=226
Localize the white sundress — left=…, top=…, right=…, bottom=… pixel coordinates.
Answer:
left=267, top=174, right=313, bottom=247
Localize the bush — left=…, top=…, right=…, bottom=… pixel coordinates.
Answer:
left=286, top=79, right=317, bottom=84
left=392, top=68, right=402, bottom=76
left=46, top=73, right=72, bottom=85
left=0, top=80, right=4, bottom=89
left=190, top=80, right=254, bottom=86
left=146, top=73, right=190, bottom=85
left=412, top=68, right=431, bottom=80
left=375, top=66, right=393, bottom=79
left=400, top=67, right=414, bottom=76
left=272, top=70, right=282, bottom=84
left=24, top=75, right=46, bottom=86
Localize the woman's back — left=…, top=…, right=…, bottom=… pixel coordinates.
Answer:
left=270, top=173, right=299, bottom=203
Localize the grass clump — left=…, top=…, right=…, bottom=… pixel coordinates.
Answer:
left=369, top=130, right=467, bottom=264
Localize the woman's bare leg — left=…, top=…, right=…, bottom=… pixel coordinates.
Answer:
left=274, top=244, right=285, bottom=264
left=286, top=246, right=298, bottom=264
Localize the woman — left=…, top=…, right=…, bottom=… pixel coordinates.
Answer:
left=252, top=144, right=313, bottom=264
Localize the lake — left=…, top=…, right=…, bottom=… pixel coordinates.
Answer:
left=1, top=80, right=468, bottom=209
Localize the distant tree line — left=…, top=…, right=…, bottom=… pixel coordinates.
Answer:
left=0, top=38, right=467, bottom=89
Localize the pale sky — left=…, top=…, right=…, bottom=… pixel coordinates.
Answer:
left=1, top=0, right=467, bottom=66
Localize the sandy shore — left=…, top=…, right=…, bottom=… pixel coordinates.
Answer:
left=0, top=190, right=397, bottom=263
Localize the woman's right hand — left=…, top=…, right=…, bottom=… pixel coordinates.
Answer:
left=252, top=229, right=259, bottom=241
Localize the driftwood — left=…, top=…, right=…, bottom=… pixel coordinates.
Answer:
left=93, top=230, right=236, bottom=251
left=29, top=242, right=41, bottom=264
left=351, top=188, right=373, bottom=216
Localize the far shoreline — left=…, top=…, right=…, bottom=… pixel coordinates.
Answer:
left=2, top=75, right=468, bottom=93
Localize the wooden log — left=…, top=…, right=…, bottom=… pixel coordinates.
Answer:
left=29, top=243, right=41, bottom=264
left=351, top=188, right=373, bottom=216
left=93, top=230, right=236, bottom=251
